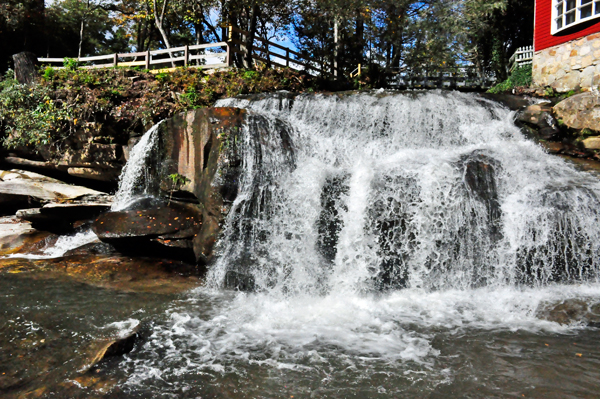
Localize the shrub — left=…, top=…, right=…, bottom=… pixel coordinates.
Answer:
left=0, top=66, right=319, bottom=155
left=487, top=65, right=532, bottom=94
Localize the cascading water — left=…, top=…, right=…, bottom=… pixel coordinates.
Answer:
left=112, top=120, right=163, bottom=211
left=211, top=91, right=600, bottom=292
left=118, top=91, right=600, bottom=397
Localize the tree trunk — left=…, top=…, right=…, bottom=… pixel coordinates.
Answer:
left=355, top=10, right=364, bottom=64
left=12, top=52, right=38, bottom=85
left=78, top=19, right=84, bottom=59
left=153, top=0, right=174, bottom=67
left=244, top=4, right=260, bottom=68
left=333, top=17, right=340, bottom=77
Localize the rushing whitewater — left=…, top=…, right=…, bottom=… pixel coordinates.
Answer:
left=112, top=120, right=163, bottom=211
left=119, top=91, right=600, bottom=397
left=211, top=91, right=600, bottom=292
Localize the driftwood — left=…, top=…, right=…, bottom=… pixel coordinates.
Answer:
left=12, top=52, right=38, bottom=84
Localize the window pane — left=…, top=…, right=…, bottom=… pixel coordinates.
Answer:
left=596, top=1, right=600, bottom=14
left=557, top=2, right=564, bottom=15
left=582, top=0, right=592, bottom=4
left=566, top=0, right=576, bottom=10
left=557, top=17, right=564, bottom=29
left=582, top=4, right=593, bottom=17
left=566, top=10, right=576, bottom=24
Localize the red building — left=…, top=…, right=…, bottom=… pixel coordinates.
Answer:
left=533, top=0, right=600, bottom=91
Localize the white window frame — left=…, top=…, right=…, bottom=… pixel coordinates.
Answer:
left=552, top=0, right=600, bottom=34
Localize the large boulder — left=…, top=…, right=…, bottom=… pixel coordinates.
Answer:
left=553, top=92, right=600, bottom=131
left=91, top=201, right=202, bottom=261
left=156, top=107, right=247, bottom=265
left=516, top=103, right=561, bottom=140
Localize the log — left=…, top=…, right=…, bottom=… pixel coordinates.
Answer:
left=12, top=52, right=39, bottom=84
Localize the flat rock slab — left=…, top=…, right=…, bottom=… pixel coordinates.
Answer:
left=17, top=203, right=112, bottom=225
left=0, top=255, right=202, bottom=294
left=0, top=169, right=108, bottom=215
left=0, top=180, right=104, bottom=201
left=0, top=216, right=52, bottom=256
left=92, top=203, right=202, bottom=240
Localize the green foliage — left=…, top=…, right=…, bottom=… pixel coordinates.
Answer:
left=167, top=172, right=190, bottom=205
left=63, top=58, right=80, bottom=71
left=0, top=77, right=74, bottom=150
left=168, top=173, right=190, bottom=188
left=487, top=65, right=532, bottom=94
left=0, top=66, right=316, bottom=155
left=43, top=67, right=56, bottom=81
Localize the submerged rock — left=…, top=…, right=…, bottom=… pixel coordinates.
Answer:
left=0, top=255, right=202, bottom=293
left=536, top=298, right=600, bottom=326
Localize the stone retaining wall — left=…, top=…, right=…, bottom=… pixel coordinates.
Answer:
left=533, top=33, right=600, bottom=92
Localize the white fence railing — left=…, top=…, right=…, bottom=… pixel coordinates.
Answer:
left=37, top=26, right=333, bottom=76
left=509, top=45, right=534, bottom=71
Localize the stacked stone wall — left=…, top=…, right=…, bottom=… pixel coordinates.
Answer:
left=533, top=33, right=600, bottom=92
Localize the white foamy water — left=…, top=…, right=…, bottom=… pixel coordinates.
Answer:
left=112, top=121, right=163, bottom=211
left=120, top=91, right=600, bottom=395
left=7, top=230, right=98, bottom=259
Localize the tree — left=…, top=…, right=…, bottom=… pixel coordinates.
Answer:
left=0, top=0, right=45, bottom=70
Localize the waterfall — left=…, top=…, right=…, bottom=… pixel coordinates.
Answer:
left=212, top=91, right=600, bottom=293
left=112, top=121, right=163, bottom=211
left=119, top=91, right=600, bottom=395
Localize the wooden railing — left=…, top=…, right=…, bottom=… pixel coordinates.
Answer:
left=509, top=45, right=534, bottom=72
left=227, top=26, right=332, bottom=76
left=38, top=26, right=332, bottom=76
left=39, top=42, right=229, bottom=71
left=386, top=67, right=496, bottom=89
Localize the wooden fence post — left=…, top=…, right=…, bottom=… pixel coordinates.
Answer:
left=113, top=53, right=118, bottom=67
left=145, top=50, right=150, bottom=70
left=184, top=45, right=189, bottom=67
left=226, top=42, right=234, bottom=67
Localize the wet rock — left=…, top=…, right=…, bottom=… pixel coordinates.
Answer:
left=92, top=201, right=202, bottom=261
left=462, top=154, right=502, bottom=235
left=0, top=255, right=202, bottom=293
left=478, top=93, right=532, bottom=110
left=85, top=329, right=138, bottom=370
left=16, top=196, right=112, bottom=233
left=0, top=216, right=52, bottom=256
left=224, top=270, right=256, bottom=291
left=557, top=155, right=600, bottom=176
left=367, top=175, right=419, bottom=290
left=516, top=103, right=561, bottom=140
left=158, top=108, right=247, bottom=265
left=316, top=174, right=349, bottom=264
left=92, top=202, right=202, bottom=240
left=535, top=298, right=600, bottom=326
left=554, top=92, right=600, bottom=131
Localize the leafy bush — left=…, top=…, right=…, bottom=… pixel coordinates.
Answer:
left=487, top=65, right=532, bottom=94
left=63, top=57, right=80, bottom=71
left=0, top=66, right=317, bottom=155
